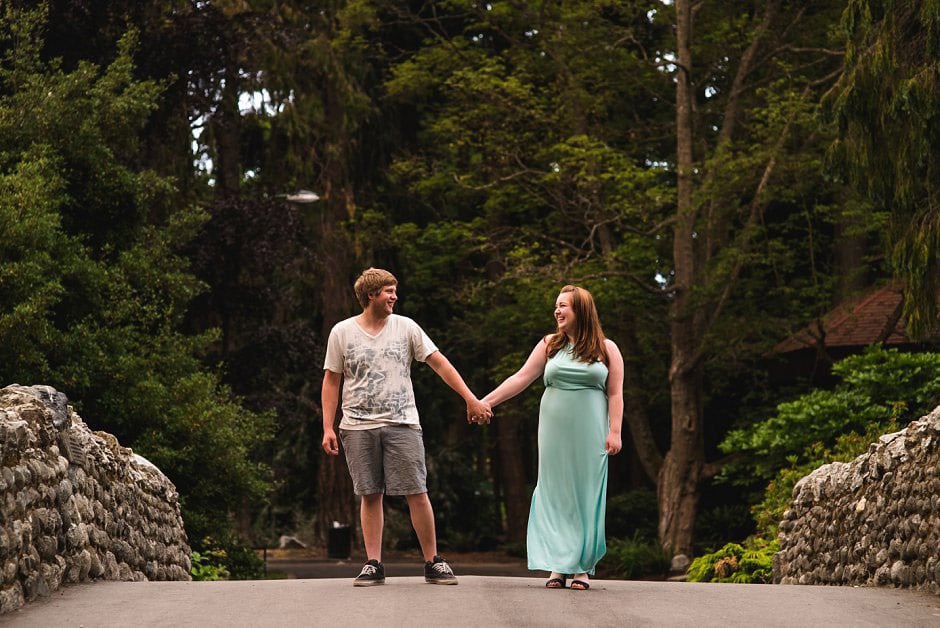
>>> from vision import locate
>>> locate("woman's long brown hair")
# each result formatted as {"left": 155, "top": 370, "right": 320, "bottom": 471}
{"left": 546, "top": 285, "right": 608, "bottom": 364}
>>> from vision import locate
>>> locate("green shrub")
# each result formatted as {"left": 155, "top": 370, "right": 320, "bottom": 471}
{"left": 693, "top": 503, "right": 755, "bottom": 554}
{"left": 686, "top": 537, "right": 779, "bottom": 583}
{"left": 190, "top": 549, "right": 230, "bottom": 581}
{"left": 720, "top": 346, "right": 934, "bottom": 537}
{"left": 722, "top": 346, "right": 940, "bottom": 482}
{"left": 598, "top": 533, "right": 671, "bottom": 580}
{"left": 606, "top": 490, "right": 659, "bottom": 540}
{"left": 189, "top": 535, "right": 265, "bottom": 581}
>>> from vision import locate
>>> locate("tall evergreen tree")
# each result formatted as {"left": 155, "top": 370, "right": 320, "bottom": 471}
{"left": 0, "top": 4, "right": 272, "bottom": 549}
{"left": 828, "top": 0, "right": 940, "bottom": 338}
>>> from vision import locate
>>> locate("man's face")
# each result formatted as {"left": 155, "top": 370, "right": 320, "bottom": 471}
{"left": 369, "top": 284, "right": 397, "bottom": 316}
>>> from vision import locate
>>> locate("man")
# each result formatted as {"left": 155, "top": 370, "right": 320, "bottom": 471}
{"left": 321, "top": 268, "right": 491, "bottom": 586}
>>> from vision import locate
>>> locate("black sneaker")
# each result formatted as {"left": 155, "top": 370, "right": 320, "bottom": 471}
{"left": 353, "top": 559, "right": 385, "bottom": 586}
{"left": 424, "top": 555, "right": 458, "bottom": 585}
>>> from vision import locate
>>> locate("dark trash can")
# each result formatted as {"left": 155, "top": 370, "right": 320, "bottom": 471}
{"left": 327, "top": 523, "right": 351, "bottom": 559}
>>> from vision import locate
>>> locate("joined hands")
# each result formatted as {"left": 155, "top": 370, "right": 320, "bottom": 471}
{"left": 467, "top": 397, "right": 493, "bottom": 425}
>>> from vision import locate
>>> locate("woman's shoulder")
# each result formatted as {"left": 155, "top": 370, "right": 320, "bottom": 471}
{"left": 603, "top": 337, "right": 623, "bottom": 363}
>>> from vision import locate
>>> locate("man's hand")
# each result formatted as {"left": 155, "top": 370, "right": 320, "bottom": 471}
{"left": 467, "top": 397, "right": 492, "bottom": 425}
{"left": 322, "top": 430, "right": 339, "bottom": 455}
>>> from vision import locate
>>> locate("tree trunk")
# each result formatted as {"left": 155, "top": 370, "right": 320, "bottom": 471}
{"left": 313, "top": 82, "right": 360, "bottom": 545}
{"left": 658, "top": 0, "right": 705, "bottom": 558}
{"left": 658, "top": 366, "right": 704, "bottom": 557}
{"left": 213, "top": 62, "right": 241, "bottom": 198}
{"left": 621, "top": 323, "right": 663, "bottom": 486}
{"left": 835, "top": 213, "right": 867, "bottom": 302}
{"left": 495, "top": 410, "right": 529, "bottom": 543}
{"left": 312, "top": 220, "right": 358, "bottom": 545}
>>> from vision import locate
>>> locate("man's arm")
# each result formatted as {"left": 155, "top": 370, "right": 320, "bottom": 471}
{"left": 424, "top": 351, "right": 491, "bottom": 420}
{"left": 321, "top": 369, "right": 343, "bottom": 455}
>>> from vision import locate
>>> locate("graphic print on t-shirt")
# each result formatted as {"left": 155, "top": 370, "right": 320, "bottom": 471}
{"left": 344, "top": 338, "right": 412, "bottom": 419}
{"left": 324, "top": 314, "right": 437, "bottom": 428}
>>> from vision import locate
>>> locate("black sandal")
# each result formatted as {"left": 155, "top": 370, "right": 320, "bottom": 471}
{"left": 545, "top": 576, "right": 567, "bottom": 589}
{"left": 570, "top": 579, "right": 590, "bottom": 590}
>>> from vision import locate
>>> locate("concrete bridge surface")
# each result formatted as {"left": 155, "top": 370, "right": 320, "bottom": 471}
{"left": 2, "top": 576, "right": 939, "bottom": 627}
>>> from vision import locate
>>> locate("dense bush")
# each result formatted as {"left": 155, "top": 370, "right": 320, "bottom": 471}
{"left": 720, "top": 346, "right": 938, "bottom": 537}
{"left": 606, "top": 490, "right": 659, "bottom": 540}
{"left": 685, "top": 346, "right": 938, "bottom": 584}
{"left": 597, "top": 490, "right": 670, "bottom": 579}
{"left": 190, "top": 535, "right": 265, "bottom": 581}
{"left": 598, "top": 533, "right": 672, "bottom": 580}
{"left": 687, "top": 537, "right": 778, "bottom": 583}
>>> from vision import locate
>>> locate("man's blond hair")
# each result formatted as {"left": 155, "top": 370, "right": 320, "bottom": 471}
{"left": 354, "top": 268, "right": 398, "bottom": 309}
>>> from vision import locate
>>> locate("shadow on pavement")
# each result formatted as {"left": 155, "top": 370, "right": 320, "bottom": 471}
{"left": 260, "top": 549, "right": 537, "bottom": 580}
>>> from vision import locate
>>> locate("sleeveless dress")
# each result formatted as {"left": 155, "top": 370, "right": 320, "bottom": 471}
{"left": 526, "top": 346, "right": 609, "bottom": 575}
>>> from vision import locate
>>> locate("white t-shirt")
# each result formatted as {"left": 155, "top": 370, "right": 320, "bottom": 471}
{"left": 323, "top": 314, "right": 438, "bottom": 430}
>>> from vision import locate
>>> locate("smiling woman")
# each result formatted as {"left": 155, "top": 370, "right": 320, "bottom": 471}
{"left": 479, "top": 284, "right": 624, "bottom": 590}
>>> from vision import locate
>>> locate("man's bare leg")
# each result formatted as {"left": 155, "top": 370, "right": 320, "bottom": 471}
{"left": 405, "top": 492, "right": 437, "bottom": 561}
{"left": 361, "top": 493, "right": 384, "bottom": 561}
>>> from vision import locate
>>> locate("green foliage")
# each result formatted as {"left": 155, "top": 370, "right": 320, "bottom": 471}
{"left": 751, "top": 416, "right": 900, "bottom": 535}
{"left": 687, "top": 537, "right": 779, "bottom": 584}
{"left": 606, "top": 490, "right": 659, "bottom": 541}
{"left": 189, "top": 535, "right": 266, "bottom": 581}
{"left": 828, "top": 0, "right": 940, "bottom": 338}
{"left": 598, "top": 533, "right": 672, "bottom": 581}
{"left": 693, "top": 503, "right": 755, "bottom": 555}
{"left": 190, "top": 550, "right": 230, "bottom": 581}
{"left": 601, "top": 490, "right": 671, "bottom": 580}
{"left": 722, "top": 346, "right": 940, "bottom": 477}
{"left": 721, "top": 346, "right": 936, "bottom": 536}
{"left": 0, "top": 5, "right": 271, "bottom": 551}
{"left": 427, "top": 446, "right": 501, "bottom": 552}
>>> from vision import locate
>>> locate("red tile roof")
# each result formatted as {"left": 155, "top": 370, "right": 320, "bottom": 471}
{"left": 773, "top": 284, "right": 910, "bottom": 354}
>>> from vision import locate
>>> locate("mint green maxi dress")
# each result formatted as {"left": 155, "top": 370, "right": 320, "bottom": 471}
{"left": 527, "top": 346, "right": 609, "bottom": 575}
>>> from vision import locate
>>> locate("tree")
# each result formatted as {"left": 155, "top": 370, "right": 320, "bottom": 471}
{"left": 827, "top": 0, "right": 940, "bottom": 338}
{"left": 381, "top": 0, "right": 854, "bottom": 558}
{"left": 0, "top": 4, "right": 272, "bottom": 549}
{"left": 379, "top": 0, "right": 677, "bottom": 544}
{"left": 653, "top": 0, "right": 857, "bottom": 557}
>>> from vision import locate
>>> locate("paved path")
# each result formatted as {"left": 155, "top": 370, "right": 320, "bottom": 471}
{"left": 262, "top": 555, "right": 533, "bottom": 579}
{"left": 2, "top": 577, "right": 939, "bottom": 627}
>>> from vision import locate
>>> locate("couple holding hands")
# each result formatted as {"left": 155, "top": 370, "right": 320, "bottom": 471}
{"left": 322, "top": 268, "right": 623, "bottom": 590}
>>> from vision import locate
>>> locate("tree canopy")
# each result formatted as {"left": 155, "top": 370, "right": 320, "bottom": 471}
{"left": 2, "top": 0, "right": 938, "bottom": 573}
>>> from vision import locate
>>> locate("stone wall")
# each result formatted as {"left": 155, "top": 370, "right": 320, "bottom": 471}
{"left": 0, "top": 385, "right": 191, "bottom": 614}
{"left": 774, "top": 406, "right": 940, "bottom": 594}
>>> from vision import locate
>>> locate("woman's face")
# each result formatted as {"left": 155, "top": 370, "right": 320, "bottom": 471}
{"left": 554, "top": 292, "right": 575, "bottom": 334}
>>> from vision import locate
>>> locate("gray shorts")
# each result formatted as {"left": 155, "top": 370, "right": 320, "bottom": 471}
{"left": 339, "top": 426, "right": 428, "bottom": 496}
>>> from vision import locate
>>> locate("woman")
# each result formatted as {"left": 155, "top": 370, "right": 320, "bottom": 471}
{"left": 480, "top": 285, "right": 623, "bottom": 590}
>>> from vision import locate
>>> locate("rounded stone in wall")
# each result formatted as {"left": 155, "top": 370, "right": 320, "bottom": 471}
{"left": 18, "top": 547, "right": 39, "bottom": 581}
{"left": 40, "top": 559, "right": 63, "bottom": 592}
{"left": 2, "top": 559, "right": 17, "bottom": 585}
{"left": 35, "top": 535, "right": 57, "bottom": 561}
{"left": 88, "top": 550, "right": 103, "bottom": 579}
{"left": 890, "top": 560, "right": 911, "bottom": 586}
{"left": 2, "top": 386, "right": 191, "bottom": 614}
